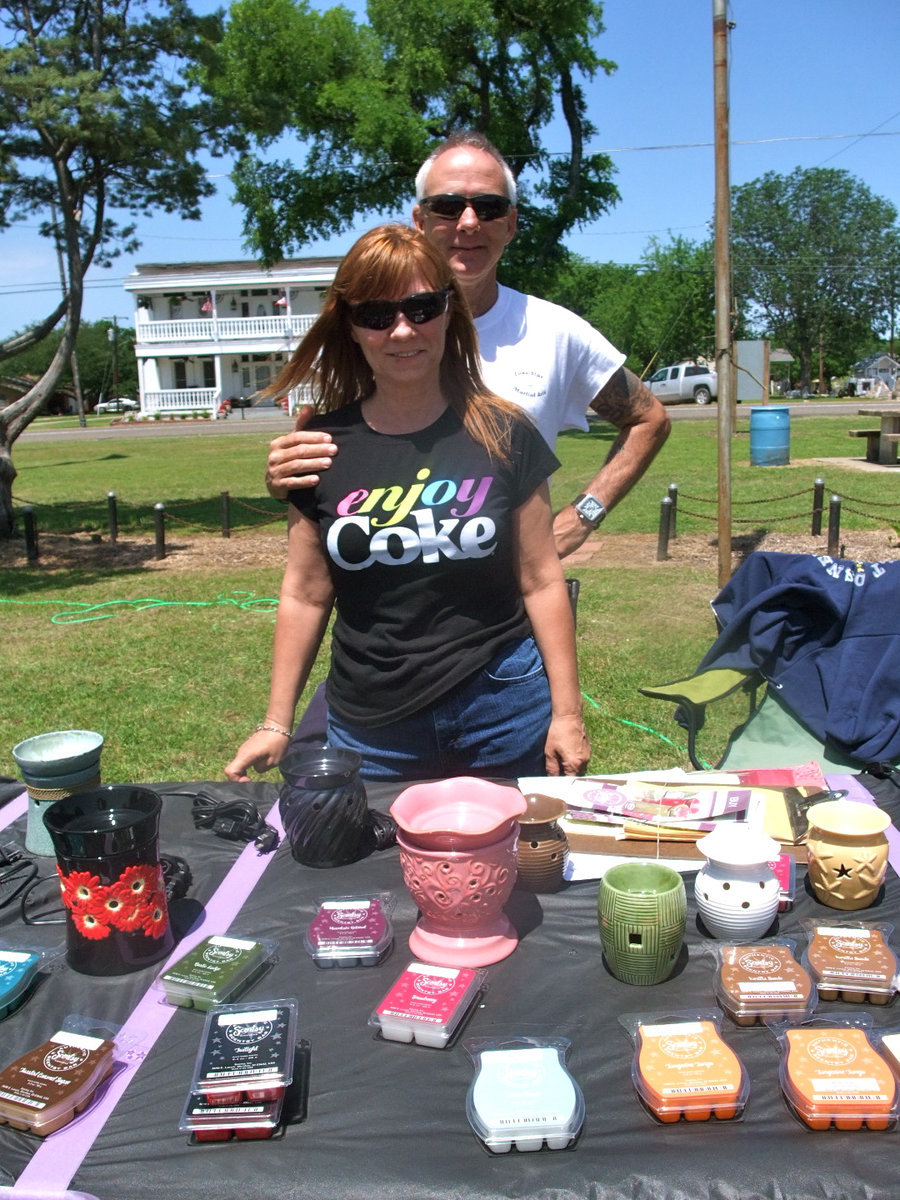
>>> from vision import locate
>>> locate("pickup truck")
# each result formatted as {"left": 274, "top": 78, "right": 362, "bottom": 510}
{"left": 647, "top": 362, "right": 717, "bottom": 405}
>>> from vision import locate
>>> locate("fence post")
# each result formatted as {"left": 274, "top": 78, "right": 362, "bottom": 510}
{"left": 23, "top": 505, "right": 39, "bottom": 564}
{"left": 827, "top": 494, "right": 841, "bottom": 557}
{"left": 811, "top": 478, "right": 824, "bottom": 536}
{"left": 657, "top": 496, "right": 673, "bottom": 561}
{"left": 221, "top": 490, "right": 231, "bottom": 539}
{"left": 154, "top": 502, "right": 166, "bottom": 560}
{"left": 107, "top": 491, "right": 118, "bottom": 544}
{"left": 667, "top": 482, "right": 678, "bottom": 540}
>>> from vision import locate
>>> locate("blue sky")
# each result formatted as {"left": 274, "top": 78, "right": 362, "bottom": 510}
{"left": 2, "top": 0, "right": 899, "bottom": 337}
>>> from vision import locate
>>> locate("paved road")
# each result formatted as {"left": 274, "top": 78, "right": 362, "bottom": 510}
{"left": 21, "top": 400, "right": 866, "bottom": 442}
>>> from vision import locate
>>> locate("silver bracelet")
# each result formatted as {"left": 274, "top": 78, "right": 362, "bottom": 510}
{"left": 255, "top": 721, "right": 291, "bottom": 738}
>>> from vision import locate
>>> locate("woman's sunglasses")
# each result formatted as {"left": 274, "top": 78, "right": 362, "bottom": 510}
{"left": 349, "top": 288, "right": 451, "bottom": 331}
{"left": 419, "top": 193, "right": 512, "bottom": 222}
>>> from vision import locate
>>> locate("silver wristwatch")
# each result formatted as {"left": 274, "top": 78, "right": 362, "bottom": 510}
{"left": 573, "top": 493, "right": 607, "bottom": 528}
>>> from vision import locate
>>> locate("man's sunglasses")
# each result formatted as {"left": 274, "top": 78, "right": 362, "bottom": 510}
{"left": 420, "top": 193, "right": 512, "bottom": 222}
{"left": 349, "top": 288, "right": 451, "bottom": 331}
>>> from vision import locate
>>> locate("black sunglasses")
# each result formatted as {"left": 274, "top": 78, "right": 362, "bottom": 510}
{"left": 420, "top": 193, "right": 512, "bottom": 222}
{"left": 349, "top": 288, "right": 451, "bottom": 331}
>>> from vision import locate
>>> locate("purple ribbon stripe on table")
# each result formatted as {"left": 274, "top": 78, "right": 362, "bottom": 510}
{"left": 0, "top": 796, "right": 285, "bottom": 1200}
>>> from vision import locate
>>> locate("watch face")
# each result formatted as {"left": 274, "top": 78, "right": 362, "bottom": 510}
{"left": 575, "top": 495, "right": 605, "bottom": 524}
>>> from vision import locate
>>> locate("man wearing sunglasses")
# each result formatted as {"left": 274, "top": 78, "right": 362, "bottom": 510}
{"left": 266, "top": 130, "right": 669, "bottom": 560}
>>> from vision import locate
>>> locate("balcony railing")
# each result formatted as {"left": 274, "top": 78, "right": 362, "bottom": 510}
{"left": 142, "top": 388, "right": 219, "bottom": 415}
{"left": 135, "top": 315, "right": 316, "bottom": 344}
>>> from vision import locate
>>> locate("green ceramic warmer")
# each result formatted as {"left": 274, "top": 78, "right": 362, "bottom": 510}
{"left": 598, "top": 861, "right": 686, "bottom": 985}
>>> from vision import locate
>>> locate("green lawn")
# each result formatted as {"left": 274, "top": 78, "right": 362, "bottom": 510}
{"left": 2, "top": 415, "right": 896, "bottom": 785}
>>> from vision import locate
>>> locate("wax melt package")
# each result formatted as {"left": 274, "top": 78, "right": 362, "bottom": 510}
{"left": 619, "top": 1009, "right": 749, "bottom": 1123}
{"left": 714, "top": 940, "right": 817, "bottom": 1026}
{"left": 304, "top": 894, "right": 394, "bottom": 968}
{"left": 179, "top": 1089, "right": 285, "bottom": 1142}
{"left": 370, "top": 960, "right": 486, "bottom": 1048}
{"left": 769, "top": 1015, "right": 898, "bottom": 1131}
{"left": 190, "top": 998, "right": 298, "bottom": 1102}
{"left": 157, "top": 934, "right": 278, "bottom": 1010}
{"left": 770, "top": 854, "right": 796, "bottom": 912}
{"left": 464, "top": 1036, "right": 585, "bottom": 1154}
{"left": 0, "top": 944, "right": 49, "bottom": 1020}
{"left": 800, "top": 919, "right": 898, "bottom": 1005}
{"left": 873, "top": 1026, "right": 900, "bottom": 1080}
{"left": 0, "top": 1016, "right": 116, "bottom": 1137}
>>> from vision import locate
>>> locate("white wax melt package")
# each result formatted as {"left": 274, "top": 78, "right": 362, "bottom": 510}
{"left": 464, "top": 1037, "right": 584, "bottom": 1153}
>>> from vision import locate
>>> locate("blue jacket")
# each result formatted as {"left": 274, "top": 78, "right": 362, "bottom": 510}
{"left": 698, "top": 552, "right": 900, "bottom": 763}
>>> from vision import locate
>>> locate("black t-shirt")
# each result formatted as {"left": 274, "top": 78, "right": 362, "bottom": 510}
{"left": 289, "top": 403, "right": 560, "bottom": 727}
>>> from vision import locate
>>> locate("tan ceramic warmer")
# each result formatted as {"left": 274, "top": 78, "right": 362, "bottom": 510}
{"left": 805, "top": 799, "right": 892, "bottom": 911}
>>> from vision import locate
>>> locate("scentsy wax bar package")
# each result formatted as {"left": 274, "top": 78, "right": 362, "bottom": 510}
{"left": 305, "top": 894, "right": 394, "bottom": 968}
{"left": 770, "top": 1015, "right": 898, "bottom": 1131}
{"left": 0, "top": 947, "right": 45, "bottom": 1020}
{"left": 464, "top": 1037, "right": 584, "bottom": 1153}
{"left": 0, "top": 1025, "right": 115, "bottom": 1137}
{"left": 180, "top": 1089, "right": 285, "bottom": 1142}
{"left": 158, "top": 934, "right": 278, "bottom": 1010}
{"left": 619, "top": 1009, "right": 749, "bottom": 1124}
{"left": 801, "top": 920, "right": 898, "bottom": 1004}
{"left": 191, "top": 998, "right": 298, "bottom": 1099}
{"left": 370, "top": 961, "right": 486, "bottom": 1048}
{"left": 714, "top": 941, "right": 816, "bottom": 1027}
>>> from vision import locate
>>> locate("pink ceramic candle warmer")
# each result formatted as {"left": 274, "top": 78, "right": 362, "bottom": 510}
{"left": 390, "top": 778, "right": 527, "bottom": 967}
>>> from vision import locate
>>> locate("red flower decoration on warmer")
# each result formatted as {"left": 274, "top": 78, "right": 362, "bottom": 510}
{"left": 58, "top": 862, "right": 168, "bottom": 941}
{"left": 118, "top": 864, "right": 157, "bottom": 899}
{"left": 71, "top": 907, "right": 111, "bottom": 940}
{"left": 141, "top": 893, "right": 169, "bottom": 940}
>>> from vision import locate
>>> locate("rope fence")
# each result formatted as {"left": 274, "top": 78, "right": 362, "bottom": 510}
{"left": 657, "top": 477, "right": 898, "bottom": 561}
{"left": 11, "top": 491, "right": 286, "bottom": 561}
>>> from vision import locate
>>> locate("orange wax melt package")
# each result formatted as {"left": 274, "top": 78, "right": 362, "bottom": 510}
{"left": 801, "top": 920, "right": 898, "bottom": 1005}
{"left": 714, "top": 940, "right": 816, "bottom": 1027}
{"left": 770, "top": 1016, "right": 898, "bottom": 1131}
{"left": 619, "top": 1010, "right": 749, "bottom": 1124}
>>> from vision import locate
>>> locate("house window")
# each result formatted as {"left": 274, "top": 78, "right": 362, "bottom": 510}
{"left": 202, "top": 359, "right": 216, "bottom": 389}
{"left": 174, "top": 361, "right": 187, "bottom": 390}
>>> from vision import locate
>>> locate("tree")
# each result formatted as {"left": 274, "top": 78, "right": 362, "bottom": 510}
{"left": 0, "top": 0, "right": 226, "bottom": 538}
{"left": 201, "top": 0, "right": 620, "bottom": 293}
{"left": 730, "top": 167, "right": 898, "bottom": 391}
{"left": 544, "top": 235, "right": 717, "bottom": 375}
{"left": 1, "top": 321, "right": 137, "bottom": 406}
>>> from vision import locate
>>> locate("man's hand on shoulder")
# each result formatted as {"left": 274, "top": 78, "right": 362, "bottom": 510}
{"left": 265, "top": 405, "right": 338, "bottom": 500}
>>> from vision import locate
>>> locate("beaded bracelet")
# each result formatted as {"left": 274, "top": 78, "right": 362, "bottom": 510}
{"left": 255, "top": 721, "right": 291, "bottom": 738}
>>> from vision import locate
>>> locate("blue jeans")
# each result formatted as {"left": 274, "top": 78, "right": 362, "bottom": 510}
{"left": 325, "top": 636, "right": 551, "bottom": 781}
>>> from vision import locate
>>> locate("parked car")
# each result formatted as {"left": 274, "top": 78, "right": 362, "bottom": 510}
{"left": 647, "top": 363, "right": 718, "bottom": 405}
{"left": 95, "top": 397, "right": 138, "bottom": 414}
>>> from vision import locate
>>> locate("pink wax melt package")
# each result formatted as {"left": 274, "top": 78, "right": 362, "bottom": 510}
{"left": 370, "top": 960, "right": 487, "bottom": 1048}
{"left": 305, "top": 894, "right": 394, "bottom": 968}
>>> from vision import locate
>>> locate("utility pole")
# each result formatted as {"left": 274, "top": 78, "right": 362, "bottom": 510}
{"left": 713, "top": 0, "right": 733, "bottom": 587}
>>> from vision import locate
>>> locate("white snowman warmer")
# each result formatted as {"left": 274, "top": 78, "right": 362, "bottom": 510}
{"left": 694, "top": 823, "right": 782, "bottom": 940}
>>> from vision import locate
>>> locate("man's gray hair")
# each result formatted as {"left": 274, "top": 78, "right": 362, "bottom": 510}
{"left": 414, "top": 131, "right": 518, "bottom": 204}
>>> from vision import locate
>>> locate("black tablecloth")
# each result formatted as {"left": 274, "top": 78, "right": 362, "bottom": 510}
{"left": 1, "top": 774, "right": 900, "bottom": 1200}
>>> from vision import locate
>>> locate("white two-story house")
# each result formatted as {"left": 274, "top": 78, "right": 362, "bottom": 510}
{"left": 124, "top": 257, "right": 341, "bottom": 417}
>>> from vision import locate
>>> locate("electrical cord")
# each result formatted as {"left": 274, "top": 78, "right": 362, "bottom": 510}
{"left": 174, "top": 789, "right": 280, "bottom": 854}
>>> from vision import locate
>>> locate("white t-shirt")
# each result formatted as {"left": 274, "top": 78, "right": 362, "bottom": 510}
{"left": 473, "top": 284, "right": 626, "bottom": 450}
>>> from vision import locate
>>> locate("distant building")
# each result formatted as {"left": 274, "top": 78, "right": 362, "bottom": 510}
{"left": 849, "top": 354, "right": 900, "bottom": 392}
{"left": 124, "top": 257, "right": 341, "bottom": 417}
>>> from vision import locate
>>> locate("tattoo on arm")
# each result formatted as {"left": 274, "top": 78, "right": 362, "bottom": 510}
{"left": 592, "top": 367, "right": 654, "bottom": 426}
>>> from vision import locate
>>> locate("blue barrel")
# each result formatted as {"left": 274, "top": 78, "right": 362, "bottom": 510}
{"left": 749, "top": 405, "right": 790, "bottom": 466}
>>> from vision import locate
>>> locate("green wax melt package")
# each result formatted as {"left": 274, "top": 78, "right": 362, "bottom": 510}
{"left": 158, "top": 934, "right": 278, "bottom": 1010}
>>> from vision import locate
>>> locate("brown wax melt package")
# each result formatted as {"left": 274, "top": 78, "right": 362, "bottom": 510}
{"left": 801, "top": 920, "right": 898, "bottom": 1005}
{"left": 0, "top": 1029, "right": 115, "bottom": 1136}
{"left": 715, "top": 941, "right": 816, "bottom": 1026}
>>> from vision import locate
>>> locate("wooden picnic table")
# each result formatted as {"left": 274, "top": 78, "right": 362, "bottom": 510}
{"left": 849, "top": 403, "right": 900, "bottom": 464}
